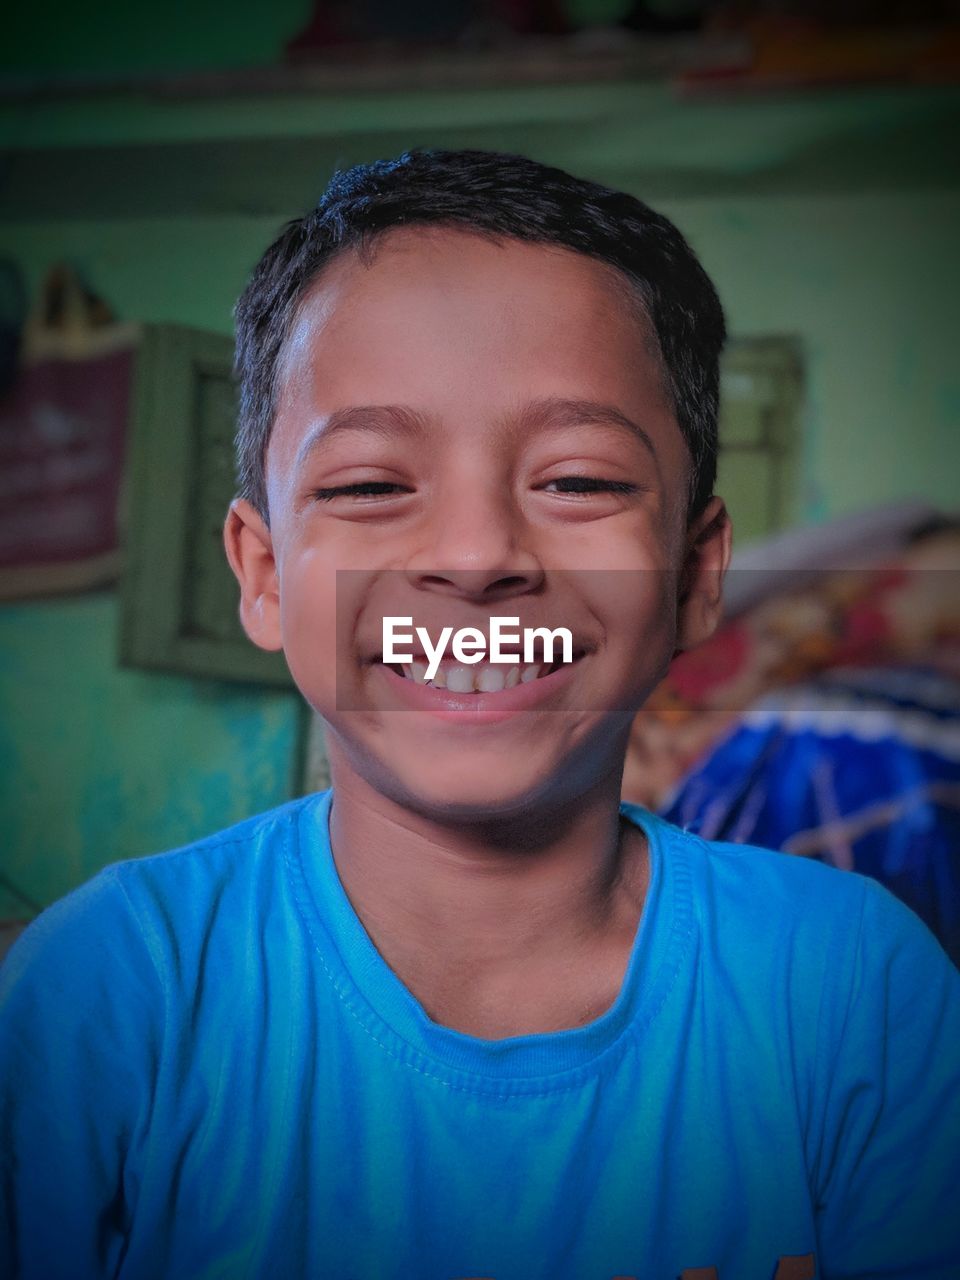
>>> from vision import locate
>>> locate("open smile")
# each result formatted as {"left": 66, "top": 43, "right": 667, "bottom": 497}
{"left": 370, "top": 651, "right": 587, "bottom": 722}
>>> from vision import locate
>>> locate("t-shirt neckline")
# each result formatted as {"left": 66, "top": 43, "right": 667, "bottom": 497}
{"left": 287, "top": 789, "right": 695, "bottom": 1095}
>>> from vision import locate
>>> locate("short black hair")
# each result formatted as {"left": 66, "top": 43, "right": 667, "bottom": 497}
{"left": 233, "top": 147, "right": 725, "bottom": 524}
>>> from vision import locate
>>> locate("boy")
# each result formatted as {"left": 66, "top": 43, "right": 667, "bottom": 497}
{"left": 1, "top": 147, "right": 958, "bottom": 1280}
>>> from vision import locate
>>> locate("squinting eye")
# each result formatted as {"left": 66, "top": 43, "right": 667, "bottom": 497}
{"left": 310, "top": 482, "right": 409, "bottom": 501}
{"left": 308, "top": 477, "right": 638, "bottom": 502}
{"left": 543, "top": 477, "right": 638, "bottom": 495}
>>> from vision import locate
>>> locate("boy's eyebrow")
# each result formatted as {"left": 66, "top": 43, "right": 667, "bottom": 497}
{"left": 294, "top": 404, "right": 430, "bottom": 470}
{"left": 503, "top": 397, "right": 658, "bottom": 458}
{"left": 294, "top": 397, "right": 657, "bottom": 470}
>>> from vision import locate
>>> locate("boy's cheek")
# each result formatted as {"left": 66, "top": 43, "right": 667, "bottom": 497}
{"left": 277, "top": 579, "right": 342, "bottom": 711}
{"left": 582, "top": 567, "right": 680, "bottom": 670}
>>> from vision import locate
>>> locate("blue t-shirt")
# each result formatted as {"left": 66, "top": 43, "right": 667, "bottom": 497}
{"left": 1, "top": 789, "right": 958, "bottom": 1280}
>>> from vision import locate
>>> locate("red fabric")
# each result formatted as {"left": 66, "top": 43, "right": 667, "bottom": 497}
{"left": 0, "top": 347, "right": 133, "bottom": 567}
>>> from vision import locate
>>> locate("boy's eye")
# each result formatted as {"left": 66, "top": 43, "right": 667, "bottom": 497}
{"left": 541, "top": 477, "right": 638, "bottom": 495}
{"left": 309, "top": 481, "right": 409, "bottom": 501}
{"left": 308, "top": 477, "right": 639, "bottom": 503}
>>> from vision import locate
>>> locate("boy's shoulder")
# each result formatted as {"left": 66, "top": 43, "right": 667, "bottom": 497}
{"left": 145, "top": 787, "right": 311, "bottom": 854}
{"left": 119, "top": 788, "right": 324, "bottom": 883}
{"left": 105, "top": 788, "right": 318, "bottom": 897}
{"left": 1, "top": 791, "right": 324, "bottom": 985}
{"left": 630, "top": 803, "right": 953, "bottom": 984}
{"left": 632, "top": 799, "right": 871, "bottom": 910}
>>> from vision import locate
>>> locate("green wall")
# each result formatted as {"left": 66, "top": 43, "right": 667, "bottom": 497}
{"left": 2, "top": 72, "right": 958, "bottom": 915}
{"left": 0, "top": 595, "right": 302, "bottom": 917}
{"left": 672, "top": 188, "right": 959, "bottom": 523}
{"left": 5, "top": 0, "right": 313, "bottom": 76}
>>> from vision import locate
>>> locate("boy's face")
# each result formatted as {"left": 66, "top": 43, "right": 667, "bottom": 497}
{"left": 226, "top": 226, "right": 730, "bottom": 821}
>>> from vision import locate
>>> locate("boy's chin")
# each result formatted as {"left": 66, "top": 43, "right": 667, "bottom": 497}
{"left": 359, "top": 747, "right": 572, "bottom": 825}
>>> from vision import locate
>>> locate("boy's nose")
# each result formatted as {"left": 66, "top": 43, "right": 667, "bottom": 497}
{"left": 406, "top": 561, "right": 545, "bottom": 602}
{"left": 403, "top": 484, "right": 545, "bottom": 601}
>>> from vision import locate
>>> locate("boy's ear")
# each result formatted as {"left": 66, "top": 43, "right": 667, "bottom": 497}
{"left": 223, "top": 498, "right": 283, "bottom": 652}
{"left": 674, "top": 495, "right": 733, "bottom": 654}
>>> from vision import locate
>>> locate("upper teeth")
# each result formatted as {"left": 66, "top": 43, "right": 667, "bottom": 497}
{"left": 398, "top": 660, "right": 545, "bottom": 692}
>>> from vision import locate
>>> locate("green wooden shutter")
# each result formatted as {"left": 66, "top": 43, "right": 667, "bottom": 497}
{"left": 717, "top": 338, "right": 802, "bottom": 546}
{"left": 119, "top": 324, "right": 292, "bottom": 686}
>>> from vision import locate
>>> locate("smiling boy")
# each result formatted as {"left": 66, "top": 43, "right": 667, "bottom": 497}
{"left": 2, "top": 148, "right": 959, "bottom": 1280}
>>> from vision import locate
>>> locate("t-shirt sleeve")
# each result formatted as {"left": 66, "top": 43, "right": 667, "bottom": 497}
{"left": 813, "top": 873, "right": 960, "bottom": 1278}
{"left": 0, "top": 867, "right": 161, "bottom": 1280}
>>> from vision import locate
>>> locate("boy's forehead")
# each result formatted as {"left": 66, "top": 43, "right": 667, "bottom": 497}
{"left": 268, "top": 226, "right": 685, "bottom": 499}
{"left": 279, "top": 226, "right": 662, "bottom": 383}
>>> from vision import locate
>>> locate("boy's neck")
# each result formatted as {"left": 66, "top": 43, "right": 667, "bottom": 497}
{"left": 322, "top": 762, "right": 650, "bottom": 1040}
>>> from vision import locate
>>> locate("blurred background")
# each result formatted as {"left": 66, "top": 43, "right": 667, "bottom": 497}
{"left": 1, "top": 0, "right": 958, "bottom": 960}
